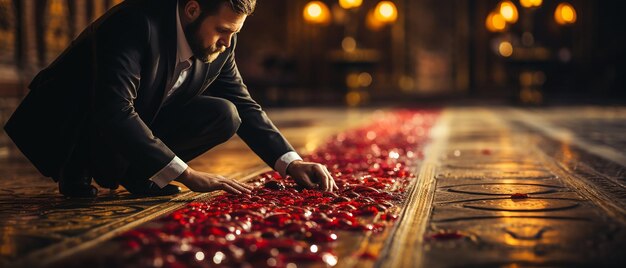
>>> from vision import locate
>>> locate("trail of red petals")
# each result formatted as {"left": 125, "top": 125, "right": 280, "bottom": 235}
{"left": 113, "top": 110, "right": 438, "bottom": 268}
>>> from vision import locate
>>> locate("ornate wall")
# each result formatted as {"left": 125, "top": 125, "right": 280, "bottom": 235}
{"left": 0, "top": 0, "right": 122, "bottom": 97}
{"left": 1, "top": 0, "right": 618, "bottom": 103}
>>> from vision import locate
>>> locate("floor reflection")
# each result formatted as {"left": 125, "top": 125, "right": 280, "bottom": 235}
{"left": 1, "top": 106, "right": 625, "bottom": 266}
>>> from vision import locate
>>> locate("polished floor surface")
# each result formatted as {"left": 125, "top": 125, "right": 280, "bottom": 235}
{"left": 1, "top": 106, "right": 625, "bottom": 267}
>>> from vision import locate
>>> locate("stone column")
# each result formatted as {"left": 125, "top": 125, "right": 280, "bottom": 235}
{"left": 390, "top": 0, "right": 406, "bottom": 91}
{"left": 72, "top": 0, "right": 87, "bottom": 38}
{"left": 20, "top": 0, "right": 38, "bottom": 93}
{"left": 454, "top": 0, "right": 470, "bottom": 93}
{"left": 92, "top": 0, "right": 105, "bottom": 19}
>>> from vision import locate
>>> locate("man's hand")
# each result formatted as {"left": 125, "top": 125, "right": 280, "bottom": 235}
{"left": 175, "top": 167, "right": 253, "bottom": 195}
{"left": 286, "top": 160, "right": 338, "bottom": 192}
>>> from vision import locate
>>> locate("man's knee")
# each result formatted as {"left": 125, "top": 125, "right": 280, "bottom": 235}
{"left": 213, "top": 98, "right": 241, "bottom": 141}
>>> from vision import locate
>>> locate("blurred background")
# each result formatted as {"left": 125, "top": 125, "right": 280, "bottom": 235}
{"left": 0, "top": 0, "right": 625, "bottom": 113}
{"left": 2, "top": 2, "right": 626, "bottom": 265}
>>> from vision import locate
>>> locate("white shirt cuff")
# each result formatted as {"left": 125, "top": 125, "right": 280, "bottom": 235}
{"left": 149, "top": 156, "right": 188, "bottom": 188}
{"left": 274, "top": 151, "right": 303, "bottom": 178}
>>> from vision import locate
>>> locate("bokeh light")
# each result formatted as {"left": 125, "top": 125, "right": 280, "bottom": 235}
{"left": 374, "top": 1, "right": 398, "bottom": 24}
{"left": 499, "top": 1, "right": 518, "bottom": 23}
{"left": 342, "top": 36, "right": 357, "bottom": 52}
{"left": 520, "top": 0, "right": 542, "bottom": 8}
{"left": 498, "top": 41, "right": 513, "bottom": 57}
{"left": 555, "top": 2, "right": 577, "bottom": 25}
{"left": 486, "top": 11, "right": 507, "bottom": 32}
{"left": 303, "top": 1, "right": 331, "bottom": 25}
{"left": 339, "top": 0, "right": 363, "bottom": 9}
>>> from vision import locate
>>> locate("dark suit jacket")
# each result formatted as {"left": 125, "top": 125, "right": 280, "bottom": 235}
{"left": 4, "top": 0, "right": 294, "bottom": 180}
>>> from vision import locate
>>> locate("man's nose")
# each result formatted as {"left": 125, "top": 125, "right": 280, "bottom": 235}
{"left": 218, "top": 35, "right": 232, "bottom": 48}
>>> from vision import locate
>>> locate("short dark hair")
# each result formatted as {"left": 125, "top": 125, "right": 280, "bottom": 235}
{"left": 181, "top": 0, "right": 256, "bottom": 16}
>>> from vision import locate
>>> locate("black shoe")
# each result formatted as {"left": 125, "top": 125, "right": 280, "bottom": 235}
{"left": 123, "top": 181, "right": 181, "bottom": 196}
{"left": 58, "top": 176, "right": 98, "bottom": 198}
{"left": 93, "top": 175, "right": 120, "bottom": 191}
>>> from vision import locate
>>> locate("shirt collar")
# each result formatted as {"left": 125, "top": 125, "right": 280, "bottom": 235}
{"left": 176, "top": 1, "right": 194, "bottom": 63}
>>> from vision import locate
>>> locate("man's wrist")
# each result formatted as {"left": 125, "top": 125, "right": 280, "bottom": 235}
{"left": 176, "top": 167, "right": 192, "bottom": 182}
{"left": 275, "top": 151, "right": 303, "bottom": 178}
{"left": 285, "top": 160, "right": 303, "bottom": 176}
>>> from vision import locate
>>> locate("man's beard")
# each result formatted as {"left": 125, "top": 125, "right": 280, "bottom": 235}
{"left": 196, "top": 43, "right": 226, "bottom": 63}
{"left": 184, "top": 16, "right": 226, "bottom": 63}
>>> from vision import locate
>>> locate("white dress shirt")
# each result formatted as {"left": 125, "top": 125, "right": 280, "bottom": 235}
{"left": 149, "top": 2, "right": 302, "bottom": 188}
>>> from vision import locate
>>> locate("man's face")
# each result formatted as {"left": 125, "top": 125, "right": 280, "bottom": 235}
{"left": 185, "top": 2, "right": 247, "bottom": 63}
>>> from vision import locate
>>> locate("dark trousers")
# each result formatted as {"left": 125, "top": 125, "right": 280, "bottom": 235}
{"left": 62, "top": 96, "right": 241, "bottom": 188}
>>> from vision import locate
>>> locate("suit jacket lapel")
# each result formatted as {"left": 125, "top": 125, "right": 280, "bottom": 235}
{"left": 176, "top": 58, "right": 210, "bottom": 102}
{"left": 147, "top": 0, "right": 177, "bottom": 124}
{"left": 161, "top": 0, "right": 178, "bottom": 102}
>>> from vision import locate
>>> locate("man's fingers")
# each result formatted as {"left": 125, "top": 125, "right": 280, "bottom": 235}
{"left": 240, "top": 183, "right": 254, "bottom": 191}
{"left": 322, "top": 166, "right": 337, "bottom": 192}
{"left": 327, "top": 172, "right": 338, "bottom": 192}
{"left": 241, "top": 181, "right": 254, "bottom": 190}
{"left": 220, "top": 183, "right": 243, "bottom": 195}
{"left": 332, "top": 179, "right": 339, "bottom": 191}
{"left": 214, "top": 175, "right": 252, "bottom": 192}
{"left": 313, "top": 165, "right": 330, "bottom": 191}
{"left": 299, "top": 173, "right": 316, "bottom": 189}
{"left": 324, "top": 168, "right": 334, "bottom": 192}
{"left": 318, "top": 165, "right": 336, "bottom": 192}
{"left": 225, "top": 179, "right": 252, "bottom": 194}
{"left": 230, "top": 178, "right": 253, "bottom": 190}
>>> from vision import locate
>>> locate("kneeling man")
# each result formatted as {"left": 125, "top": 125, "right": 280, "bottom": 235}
{"left": 4, "top": 0, "right": 336, "bottom": 197}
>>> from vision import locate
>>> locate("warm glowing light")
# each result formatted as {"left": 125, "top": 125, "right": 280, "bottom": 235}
{"left": 366, "top": 131, "right": 377, "bottom": 140}
{"left": 225, "top": 233, "right": 236, "bottom": 241}
{"left": 346, "top": 73, "right": 360, "bottom": 88}
{"left": 303, "top": 1, "right": 331, "bottom": 25}
{"left": 346, "top": 91, "right": 361, "bottom": 106}
{"left": 519, "top": 71, "right": 533, "bottom": 87}
{"left": 521, "top": 0, "right": 543, "bottom": 8}
{"left": 213, "top": 251, "right": 225, "bottom": 264}
{"left": 346, "top": 72, "right": 373, "bottom": 88}
{"left": 322, "top": 253, "right": 338, "bottom": 266}
{"left": 374, "top": 1, "right": 398, "bottom": 23}
{"left": 358, "top": 72, "right": 373, "bottom": 87}
{"left": 520, "top": 88, "right": 543, "bottom": 104}
{"left": 342, "top": 36, "right": 357, "bottom": 52}
{"left": 308, "top": 3, "right": 321, "bottom": 17}
{"left": 339, "top": 0, "right": 363, "bottom": 9}
{"left": 498, "top": 41, "right": 513, "bottom": 57}
{"left": 398, "top": 75, "right": 414, "bottom": 91}
{"left": 486, "top": 11, "right": 507, "bottom": 32}
{"left": 346, "top": 91, "right": 369, "bottom": 106}
{"left": 555, "top": 2, "right": 577, "bottom": 25}
{"left": 499, "top": 1, "right": 518, "bottom": 23}
{"left": 366, "top": 9, "right": 385, "bottom": 30}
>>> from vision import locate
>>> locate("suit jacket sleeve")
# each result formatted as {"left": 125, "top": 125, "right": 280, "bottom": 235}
{"left": 206, "top": 37, "right": 296, "bottom": 168}
{"left": 91, "top": 9, "right": 176, "bottom": 179}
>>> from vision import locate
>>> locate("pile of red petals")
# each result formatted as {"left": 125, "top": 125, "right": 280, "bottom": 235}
{"left": 114, "top": 110, "right": 438, "bottom": 267}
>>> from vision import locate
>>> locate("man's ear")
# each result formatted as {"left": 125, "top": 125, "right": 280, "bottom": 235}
{"left": 184, "top": 0, "right": 201, "bottom": 21}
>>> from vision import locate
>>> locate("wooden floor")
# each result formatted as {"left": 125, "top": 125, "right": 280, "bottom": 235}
{"left": 1, "top": 106, "right": 625, "bottom": 267}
